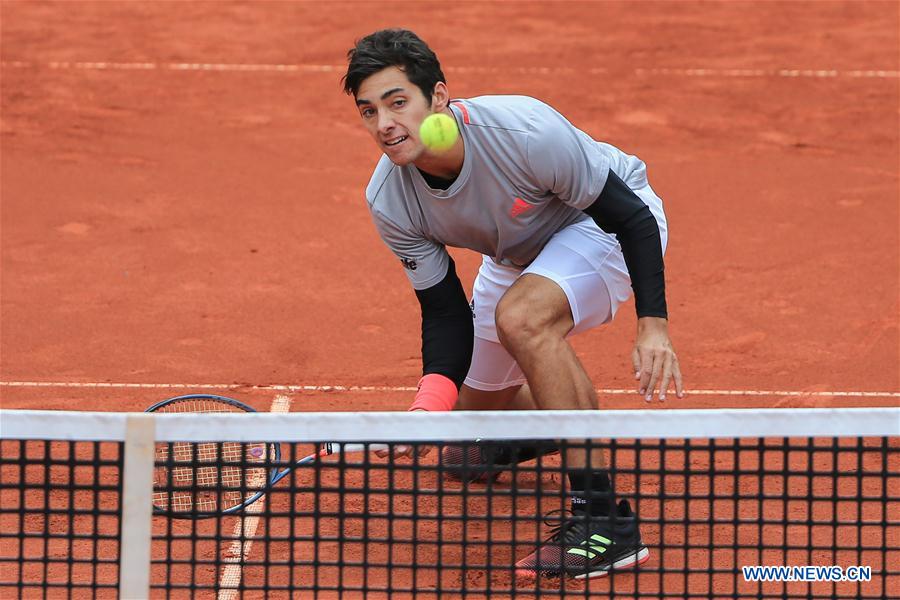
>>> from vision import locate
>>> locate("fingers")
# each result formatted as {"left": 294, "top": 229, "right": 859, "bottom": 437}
{"left": 637, "top": 348, "right": 655, "bottom": 401}
{"left": 395, "top": 445, "right": 413, "bottom": 458}
{"left": 658, "top": 358, "right": 672, "bottom": 402}
{"left": 375, "top": 445, "right": 430, "bottom": 460}
{"left": 631, "top": 347, "right": 641, "bottom": 381}
{"left": 644, "top": 350, "right": 663, "bottom": 402}
{"left": 635, "top": 347, "right": 683, "bottom": 402}
{"left": 374, "top": 445, "right": 411, "bottom": 459}
{"left": 672, "top": 355, "right": 685, "bottom": 398}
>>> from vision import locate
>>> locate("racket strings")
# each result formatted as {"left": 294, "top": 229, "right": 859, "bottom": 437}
{"left": 151, "top": 398, "right": 271, "bottom": 514}
{"left": 154, "top": 441, "right": 270, "bottom": 513}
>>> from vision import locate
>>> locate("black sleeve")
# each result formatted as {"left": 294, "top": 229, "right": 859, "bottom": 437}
{"left": 582, "top": 169, "right": 667, "bottom": 319}
{"left": 414, "top": 256, "right": 474, "bottom": 388}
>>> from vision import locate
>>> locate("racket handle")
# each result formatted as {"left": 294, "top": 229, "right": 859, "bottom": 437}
{"left": 321, "top": 442, "right": 390, "bottom": 455}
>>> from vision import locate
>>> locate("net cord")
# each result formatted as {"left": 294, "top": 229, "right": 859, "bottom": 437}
{"left": 2, "top": 407, "right": 898, "bottom": 442}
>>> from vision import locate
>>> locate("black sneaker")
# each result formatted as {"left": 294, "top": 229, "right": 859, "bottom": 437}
{"left": 515, "top": 500, "right": 649, "bottom": 579}
{"left": 440, "top": 439, "right": 559, "bottom": 483}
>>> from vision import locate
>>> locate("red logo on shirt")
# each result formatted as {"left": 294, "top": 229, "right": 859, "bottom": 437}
{"left": 510, "top": 197, "right": 533, "bottom": 218}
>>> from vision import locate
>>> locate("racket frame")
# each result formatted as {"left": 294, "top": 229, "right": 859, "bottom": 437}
{"left": 146, "top": 394, "right": 388, "bottom": 519}
{"left": 147, "top": 394, "right": 283, "bottom": 519}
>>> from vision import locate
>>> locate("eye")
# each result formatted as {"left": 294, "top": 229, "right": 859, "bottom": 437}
{"left": 392, "top": 99, "right": 406, "bottom": 108}
{"left": 361, "top": 107, "right": 375, "bottom": 118}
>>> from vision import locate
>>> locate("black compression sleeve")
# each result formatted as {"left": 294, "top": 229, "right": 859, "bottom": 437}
{"left": 583, "top": 169, "right": 667, "bottom": 318}
{"left": 414, "top": 257, "right": 474, "bottom": 388}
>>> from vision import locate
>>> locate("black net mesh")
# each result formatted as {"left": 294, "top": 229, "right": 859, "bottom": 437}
{"left": 2, "top": 432, "right": 898, "bottom": 599}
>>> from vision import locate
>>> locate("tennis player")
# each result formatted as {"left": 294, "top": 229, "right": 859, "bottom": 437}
{"left": 343, "top": 29, "right": 683, "bottom": 579}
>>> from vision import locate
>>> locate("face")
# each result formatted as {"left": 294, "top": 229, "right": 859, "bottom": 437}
{"left": 355, "top": 66, "right": 447, "bottom": 166}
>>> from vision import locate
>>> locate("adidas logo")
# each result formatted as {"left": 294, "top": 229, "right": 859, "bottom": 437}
{"left": 510, "top": 197, "right": 533, "bottom": 218}
{"left": 567, "top": 533, "right": 613, "bottom": 559}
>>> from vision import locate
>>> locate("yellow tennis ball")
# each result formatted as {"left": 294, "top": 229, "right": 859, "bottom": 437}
{"left": 419, "top": 113, "right": 459, "bottom": 153}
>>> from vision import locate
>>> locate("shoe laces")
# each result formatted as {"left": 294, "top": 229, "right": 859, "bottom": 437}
{"left": 538, "top": 509, "right": 582, "bottom": 544}
{"left": 539, "top": 508, "right": 618, "bottom": 546}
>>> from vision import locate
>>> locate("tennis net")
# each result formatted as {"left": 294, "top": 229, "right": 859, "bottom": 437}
{"left": 1, "top": 407, "right": 897, "bottom": 598}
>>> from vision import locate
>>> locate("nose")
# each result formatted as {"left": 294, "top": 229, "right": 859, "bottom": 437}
{"left": 377, "top": 111, "right": 396, "bottom": 134}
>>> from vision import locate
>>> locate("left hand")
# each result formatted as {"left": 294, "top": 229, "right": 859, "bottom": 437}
{"left": 631, "top": 317, "right": 684, "bottom": 402}
{"left": 374, "top": 408, "right": 433, "bottom": 459}
{"left": 374, "top": 444, "right": 432, "bottom": 459}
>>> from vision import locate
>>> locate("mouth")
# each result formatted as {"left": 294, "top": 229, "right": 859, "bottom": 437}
{"left": 384, "top": 135, "right": 408, "bottom": 148}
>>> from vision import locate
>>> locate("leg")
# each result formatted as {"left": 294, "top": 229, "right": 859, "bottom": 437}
{"left": 509, "top": 191, "right": 663, "bottom": 579}
{"left": 507, "top": 383, "right": 538, "bottom": 410}
{"left": 447, "top": 383, "right": 548, "bottom": 481}
{"left": 443, "top": 256, "right": 555, "bottom": 479}
{"left": 503, "top": 228, "right": 650, "bottom": 579}
{"left": 445, "top": 348, "right": 552, "bottom": 480}
{"left": 454, "top": 383, "right": 520, "bottom": 411}
{"left": 455, "top": 382, "right": 537, "bottom": 411}
{"left": 494, "top": 273, "right": 607, "bottom": 471}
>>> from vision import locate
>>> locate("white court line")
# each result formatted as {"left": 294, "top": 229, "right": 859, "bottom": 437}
{"left": 0, "top": 380, "right": 897, "bottom": 398}
{"left": 216, "top": 394, "right": 292, "bottom": 600}
{"left": 1, "top": 60, "right": 897, "bottom": 79}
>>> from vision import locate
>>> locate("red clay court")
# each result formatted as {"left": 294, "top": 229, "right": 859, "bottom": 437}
{"left": 1, "top": 1, "right": 898, "bottom": 598}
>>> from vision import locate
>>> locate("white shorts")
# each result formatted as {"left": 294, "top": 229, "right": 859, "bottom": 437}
{"left": 463, "top": 186, "right": 668, "bottom": 392}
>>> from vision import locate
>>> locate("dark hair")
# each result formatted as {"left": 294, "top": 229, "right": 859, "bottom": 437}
{"left": 342, "top": 29, "right": 446, "bottom": 101}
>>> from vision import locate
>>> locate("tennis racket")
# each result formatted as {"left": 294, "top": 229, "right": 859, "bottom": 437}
{"left": 146, "top": 394, "right": 388, "bottom": 519}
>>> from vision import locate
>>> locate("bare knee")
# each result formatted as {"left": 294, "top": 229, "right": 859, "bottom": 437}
{"left": 494, "top": 277, "right": 572, "bottom": 358}
{"left": 495, "top": 300, "right": 542, "bottom": 354}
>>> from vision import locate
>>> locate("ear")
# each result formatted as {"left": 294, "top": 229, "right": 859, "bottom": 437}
{"left": 430, "top": 81, "right": 450, "bottom": 112}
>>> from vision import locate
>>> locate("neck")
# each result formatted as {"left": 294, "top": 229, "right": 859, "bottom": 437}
{"left": 413, "top": 109, "right": 464, "bottom": 179}
{"left": 414, "top": 147, "right": 463, "bottom": 180}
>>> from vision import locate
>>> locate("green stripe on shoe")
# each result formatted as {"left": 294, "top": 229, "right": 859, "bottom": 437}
{"left": 566, "top": 534, "right": 613, "bottom": 558}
